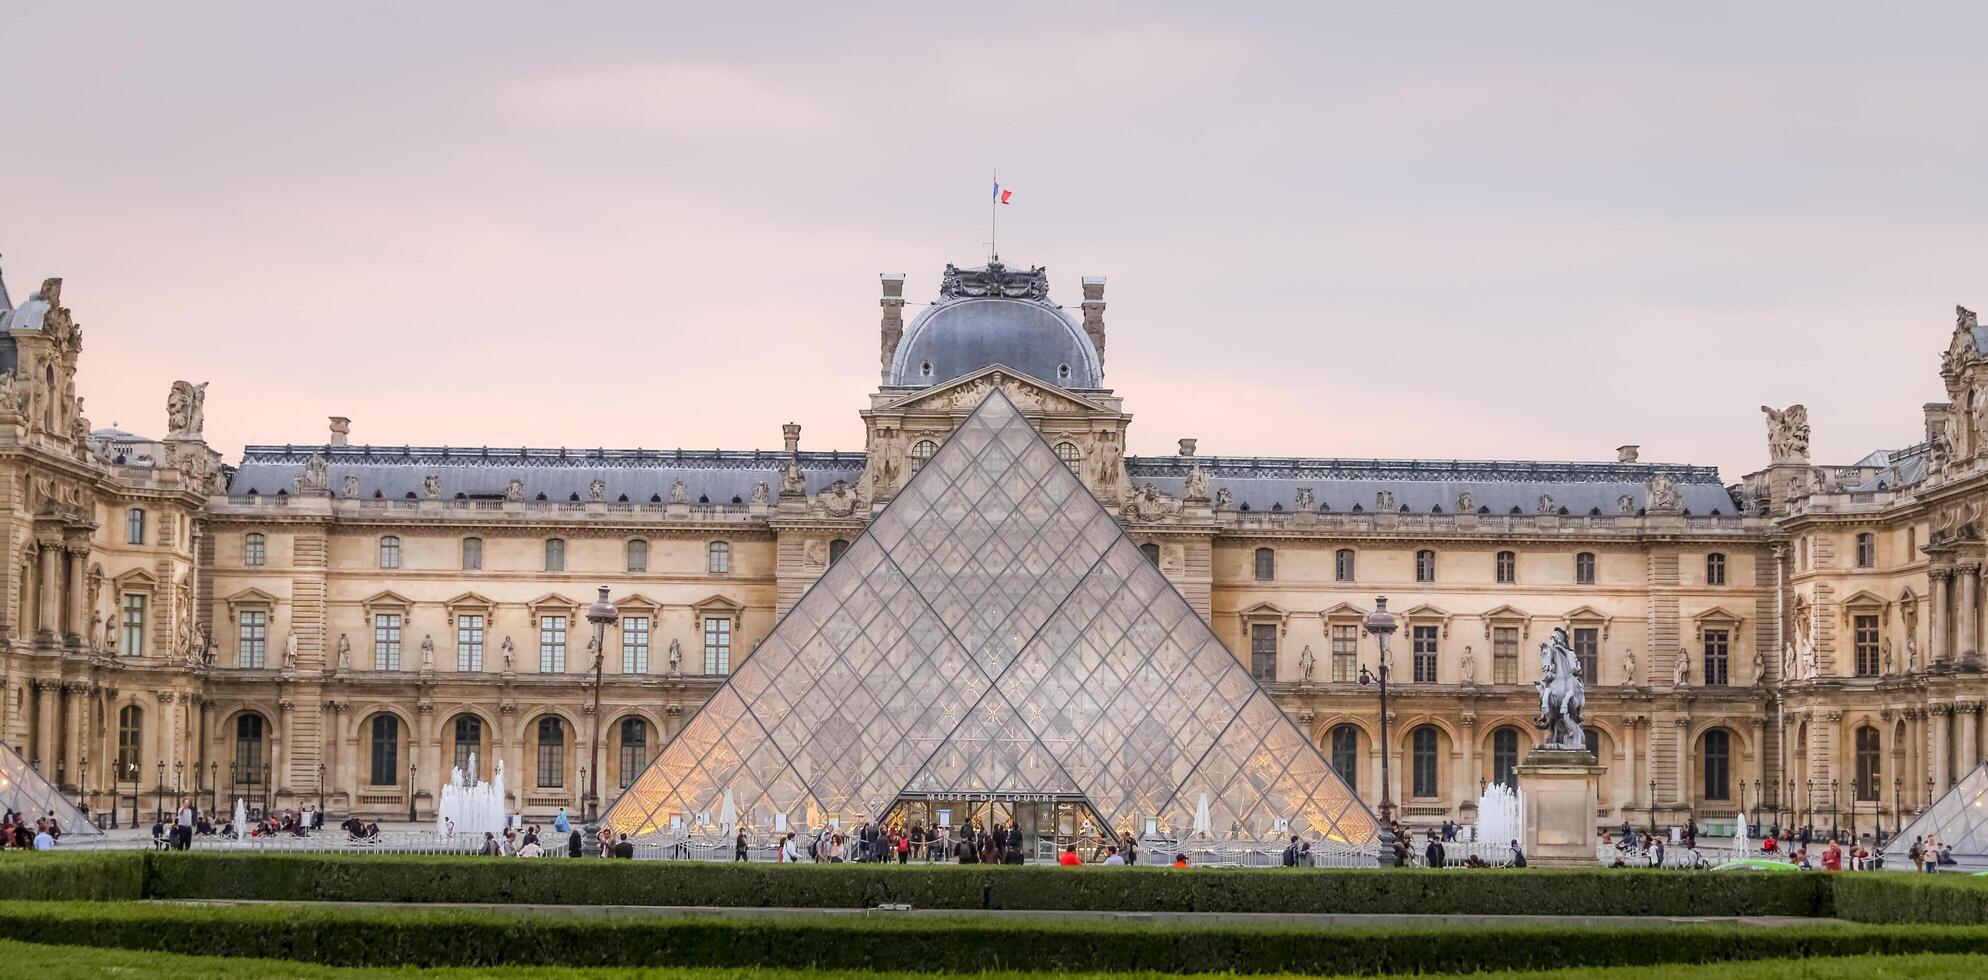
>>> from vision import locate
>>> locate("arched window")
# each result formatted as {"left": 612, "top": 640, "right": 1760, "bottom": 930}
{"left": 1334, "top": 549, "right": 1355, "bottom": 582}
{"left": 1856, "top": 532, "right": 1876, "bottom": 568}
{"left": 1855, "top": 726, "right": 1881, "bottom": 801}
{"left": 619, "top": 717, "right": 649, "bottom": 789}
{"left": 626, "top": 538, "right": 649, "bottom": 573}
{"left": 378, "top": 535, "right": 401, "bottom": 569}
{"left": 707, "top": 541, "right": 731, "bottom": 574}
{"left": 452, "top": 714, "right": 483, "bottom": 774}
{"left": 544, "top": 538, "right": 565, "bottom": 572}
{"left": 1253, "top": 547, "right": 1276, "bottom": 581}
{"left": 1495, "top": 550, "right": 1517, "bottom": 584}
{"left": 126, "top": 508, "right": 146, "bottom": 545}
{"left": 1582, "top": 726, "right": 1600, "bottom": 758}
{"left": 1415, "top": 549, "right": 1436, "bottom": 583}
{"left": 1329, "top": 725, "right": 1359, "bottom": 787}
{"left": 234, "top": 714, "right": 264, "bottom": 784}
{"left": 1702, "top": 728, "right": 1731, "bottom": 801}
{"left": 243, "top": 532, "right": 266, "bottom": 567}
{"left": 1575, "top": 551, "right": 1596, "bottom": 585}
{"left": 1054, "top": 442, "right": 1081, "bottom": 475}
{"left": 536, "top": 717, "right": 566, "bottom": 788}
{"left": 1705, "top": 552, "right": 1726, "bottom": 586}
{"left": 116, "top": 705, "right": 144, "bottom": 775}
{"left": 461, "top": 537, "right": 482, "bottom": 571}
{"left": 1139, "top": 543, "right": 1160, "bottom": 565}
{"left": 909, "top": 440, "right": 937, "bottom": 473}
{"left": 369, "top": 714, "right": 399, "bottom": 786}
{"left": 1410, "top": 727, "right": 1439, "bottom": 798}
{"left": 1492, "top": 727, "right": 1521, "bottom": 788}
{"left": 829, "top": 538, "right": 850, "bottom": 565}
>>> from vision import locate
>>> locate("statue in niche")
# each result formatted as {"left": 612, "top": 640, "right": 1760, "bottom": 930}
{"left": 781, "top": 459, "right": 806, "bottom": 496}
{"left": 670, "top": 478, "right": 690, "bottom": 504}
{"left": 750, "top": 481, "right": 770, "bottom": 505}
{"left": 1799, "top": 639, "right": 1819, "bottom": 681}
{"left": 200, "top": 627, "right": 217, "bottom": 666}
{"left": 1376, "top": 490, "right": 1395, "bottom": 511}
{"left": 589, "top": 479, "right": 606, "bottom": 502}
{"left": 667, "top": 638, "right": 682, "bottom": 675}
{"left": 1622, "top": 648, "right": 1636, "bottom": 685}
{"left": 283, "top": 631, "right": 299, "bottom": 670}
{"left": 420, "top": 634, "right": 435, "bottom": 670}
{"left": 1457, "top": 491, "right": 1473, "bottom": 513}
{"left": 1213, "top": 487, "right": 1233, "bottom": 510}
{"left": 423, "top": 474, "right": 441, "bottom": 499}
{"left": 337, "top": 634, "right": 352, "bottom": 673}
{"left": 1458, "top": 644, "right": 1475, "bottom": 683}
{"left": 1646, "top": 474, "right": 1680, "bottom": 513}
{"left": 505, "top": 478, "right": 524, "bottom": 502}
{"left": 103, "top": 618, "right": 118, "bottom": 653}
{"left": 1673, "top": 649, "right": 1690, "bottom": 687}
{"left": 1298, "top": 645, "right": 1316, "bottom": 683}
{"left": 1754, "top": 644, "right": 1768, "bottom": 685}
{"left": 297, "top": 454, "right": 329, "bottom": 494}
{"left": 501, "top": 635, "right": 515, "bottom": 672}
{"left": 1881, "top": 637, "right": 1893, "bottom": 676}
{"left": 342, "top": 475, "right": 360, "bottom": 498}
{"left": 1905, "top": 636, "right": 1919, "bottom": 672}
{"left": 166, "top": 380, "right": 207, "bottom": 439}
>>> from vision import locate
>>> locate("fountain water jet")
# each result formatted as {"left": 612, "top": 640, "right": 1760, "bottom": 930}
{"left": 436, "top": 753, "right": 509, "bottom": 840}
{"left": 1473, "top": 782, "right": 1524, "bottom": 847}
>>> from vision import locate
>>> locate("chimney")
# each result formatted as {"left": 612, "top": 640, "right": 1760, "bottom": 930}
{"left": 1178, "top": 438, "right": 1197, "bottom": 457}
{"left": 1080, "top": 276, "right": 1107, "bottom": 370}
{"left": 879, "top": 274, "right": 906, "bottom": 383}
{"left": 329, "top": 417, "right": 351, "bottom": 446}
{"left": 782, "top": 423, "right": 801, "bottom": 455}
{"left": 1616, "top": 445, "right": 1639, "bottom": 463}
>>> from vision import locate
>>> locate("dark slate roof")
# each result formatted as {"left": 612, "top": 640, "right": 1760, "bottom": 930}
{"left": 890, "top": 297, "right": 1101, "bottom": 389}
{"left": 1124, "top": 456, "right": 1737, "bottom": 515}
{"left": 227, "top": 445, "right": 866, "bottom": 503}
{"left": 1848, "top": 443, "right": 1930, "bottom": 492}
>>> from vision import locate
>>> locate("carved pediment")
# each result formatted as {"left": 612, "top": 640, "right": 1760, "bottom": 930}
{"left": 611, "top": 592, "right": 661, "bottom": 611}
{"left": 360, "top": 589, "right": 414, "bottom": 611}
{"left": 1481, "top": 604, "right": 1531, "bottom": 640}
{"left": 444, "top": 591, "right": 497, "bottom": 611}
{"left": 1561, "top": 604, "right": 1614, "bottom": 639}
{"left": 885, "top": 365, "right": 1107, "bottom": 416}
{"left": 1398, "top": 603, "right": 1453, "bottom": 636}
{"left": 1317, "top": 601, "right": 1368, "bottom": 620}
{"left": 224, "top": 587, "right": 280, "bottom": 609}
{"left": 690, "top": 594, "right": 743, "bottom": 616}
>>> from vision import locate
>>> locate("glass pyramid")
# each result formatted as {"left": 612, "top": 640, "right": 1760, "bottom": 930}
{"left": 603, "top": 388, "right": 1378, "bottom": 845}
{"left": 0, "top": 740, "right": 101, "bottom": 836}
{"left": 1884, "top": 761, "right": 1988, "bottom": 863}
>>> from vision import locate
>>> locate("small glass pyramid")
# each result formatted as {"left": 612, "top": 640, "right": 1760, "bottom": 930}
{"left": 1884, "top": 761, "right": 1988, "bottom": 863}
{"left": 604, "top": 388, "right": 1377, "bottom": 845}
{"left": 0, "top": 740, "right": 101, "bottom": 836}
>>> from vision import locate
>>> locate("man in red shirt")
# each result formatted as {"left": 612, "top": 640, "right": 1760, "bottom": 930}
{"left": 1821, "top": 840, "right": 1843, "bottom": 871}
{"left": 1058, "top": 844, "right": 1082, "bottom": 866}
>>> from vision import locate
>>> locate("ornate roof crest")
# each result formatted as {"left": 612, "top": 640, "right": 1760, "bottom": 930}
{"left": 937, "top": 259, "right": 1049, "bottom": 301}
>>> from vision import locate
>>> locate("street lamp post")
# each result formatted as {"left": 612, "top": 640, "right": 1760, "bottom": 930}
{"left": 1894, "top": 777, "right": 1903, "bottom": 831}
{"left": 1648, "top": 777, "right": 1657, "bottom": 834}
{"left": 210, "top": 762, "right": 218, "bottom": 815}
{"left": 1804, "top": 779, "right": 1814, "bottom": 836}
{"left": 155, "top": 760, "right": 166, "bottom": 824}
{"left": 585, "top": 586, "right": 620, "bottom": 828}
{"left": 1358, "top": 596, "right": 1396, "bottom": 829}
{"left": 318, "top": 762, "right": 326, "bottom": 819}
{"left": 262, "top": 763, "right": 272, "bottom": 816}
{"left": 174, "top": 761, "right": 184, "bottom": 813}
{"left": 79, "top": 757, "right": 89, "bottom": 821}
{"left": 407, "top": 762, "right": 418, "bottom": 823}
{"left": 127, "top": 763, "right": 138, "bottom": 828}
{"left": 1830, "top": 778, "right": 1839, "bottom": 840}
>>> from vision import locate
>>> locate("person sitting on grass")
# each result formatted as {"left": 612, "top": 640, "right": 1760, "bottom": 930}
{"left": 1058, "top": 843, "right": 1082, "bottom": 866}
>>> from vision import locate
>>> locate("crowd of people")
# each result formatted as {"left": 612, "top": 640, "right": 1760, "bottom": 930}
{"left": 0, "top": 810, "right": 62, "bottom": 850}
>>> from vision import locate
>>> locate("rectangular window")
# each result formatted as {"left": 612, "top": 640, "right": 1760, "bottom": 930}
{"left": 238, "top": 610, "right": 267, "bottom": 669}
{"left": 622, "top": 616, "right": 651, "bottom": 673}
{"left": 461, "top": 538, "right": 482, "bottom": 571}
{"left": 374, "top": 613, "right": 402, "bottom": 671}
{"left": 456, "top": 614, "right": 485, "bottom": 672}
{"left": 1496, "top": 552, "right": 1516, "bottom": 584}
{"left": 243, "top": 534, "right": 266, "bottom": 567}
{"left": 1492, "top": 626, "right": 1519, "bottom": 684}
{"left": 539, "top": 615, "right": 568, "bottom": 673}
{"left": 1411, "top": 729, "right": 1439, "bottom": 798}
{"left": 1573, "top": 627, "right": 1599, "bottom": 684}
{"left": 1415, "top": 551, "right": 1436, "bottom": 583}
{"left": 126, "top": 508, "right": 145, "bottom": 545}
{"left": 1330, "top": 624, "right": 1358, "bottom": 683}
{"left": 1853, "top": 615, "right": 1879, "bottom": 677}
{"left": 1704, "top": 629, "right": 1730, "bottom": 686}
{"left": 1575, "top": 553, "right": 1596, "bottom": 585}
{"left": 544, "top": 539, "right": 565, "bottom": 572}
{"left": 120, "top": 594, "right": 146, "bottom": 657}
{"left": 704, "top": 617, "right": 733, "bottom": 674}
{"left": 1411, "top": 625, "right": 1438, "bottom": 683}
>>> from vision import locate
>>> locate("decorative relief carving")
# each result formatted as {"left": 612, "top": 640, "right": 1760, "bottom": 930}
{"left": 1645, "top": 474, "right": 1680, "bottom": 514}
{"left": 1761, "top": 403, "right": 1812, "bottom": 463}
{"left": 938, "top": 259, "right": 1048, "bottom": 300}
{"left": 165, "top": 380, "right": 207, "bottom": 439}
{"left": 422, "top": 474, "right": 441, "bottom": 499}
{"left": 1121, "top": 483, "right": 1181, "bottom": 523}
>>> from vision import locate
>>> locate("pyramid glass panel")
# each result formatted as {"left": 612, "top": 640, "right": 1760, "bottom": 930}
{"left": 1885, "top": 761, "right": 1988, "bottom": 864}
{"left": 0, "top": 741, "right": 100, "bottom": 836}
{"left": 602, "top": 388, "right": 1376, "bottom": 844}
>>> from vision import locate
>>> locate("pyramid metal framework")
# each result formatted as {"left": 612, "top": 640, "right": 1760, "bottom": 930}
{"left": 1884, "top": 761, "right": 1988, "bottom": 863}
{"left": 603, "top": 389, "right": 1378, "bottom": 844}
{"left": 0, "top": 740, "right": 100, "bottom": 836}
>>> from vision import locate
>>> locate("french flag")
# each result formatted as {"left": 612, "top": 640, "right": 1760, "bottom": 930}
{"left": 992, "top": 182, "right": 1012, "bottom": 205}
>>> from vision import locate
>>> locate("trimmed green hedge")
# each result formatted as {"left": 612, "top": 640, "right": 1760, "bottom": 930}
{"left": 143, "top": 852, "right": 1835, "bottom": 917}
{"left": 0, "top": 852, "right": 142, "bottom": 900}
{"left": 1833, "top": 873, "right": 1988, "bottom": 924}
{"left": 1, "top": 901, "right": 1987, "bottom": 973}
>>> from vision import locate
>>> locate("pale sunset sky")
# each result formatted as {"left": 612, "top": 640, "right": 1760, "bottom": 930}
{"left": 4, "top": 2, "right": 1986, "bottom": 481}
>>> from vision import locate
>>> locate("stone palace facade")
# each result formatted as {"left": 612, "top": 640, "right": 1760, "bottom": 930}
{"left": 2, "top": 257, "right": 1985, "bottom": 834}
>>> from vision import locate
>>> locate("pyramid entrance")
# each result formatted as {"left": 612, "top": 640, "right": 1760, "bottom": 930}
{"left": 604, "top": 388, "right": 1377, "bottom": 846}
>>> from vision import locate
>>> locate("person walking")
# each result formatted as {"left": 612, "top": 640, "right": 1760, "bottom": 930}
{"left": 553, "top": 808, "right": 571, "bottom": 834}
{"left": 735, "top": 829, "right": 749, "bottom": 862}
{"left": 1424, "top": 831, "right": 1446, "bottom": 869}
{"left": 780, "top": 832, "right": 800, "bottom": 864}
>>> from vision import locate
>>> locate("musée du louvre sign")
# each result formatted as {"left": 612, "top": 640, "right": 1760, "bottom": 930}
{"left": 602, "top": 388, "right": 1378, "bottom": 845}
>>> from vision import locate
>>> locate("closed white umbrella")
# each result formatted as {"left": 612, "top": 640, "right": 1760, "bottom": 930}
{"left": 719, "top": 788, "right": 738, "bottom": 833}
{"left": 1194, "top": 793, "right": 1211, "bottom": 836}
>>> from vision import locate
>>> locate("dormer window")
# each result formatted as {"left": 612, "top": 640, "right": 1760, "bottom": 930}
{"left": 1057, "top": 363, "right": 1071, "bottom": 381}
{"left": 919, "top": 361, "right": 933, "bottom": 379}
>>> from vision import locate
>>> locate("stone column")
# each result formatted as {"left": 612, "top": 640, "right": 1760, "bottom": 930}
{"left": 1456, "top": 715, "right": 1478, "bottom": 810}
{"left": 1621, "top": 717, "right": 1641, "bottom": 813}
{"left": 61, "top": 684, "right": 84, "bottom": 788}
{"left": 1933, "top": 704, "right": 1954, "bottom": 790}
{"left": 1960, "top": 564, "right": 1981, "bottom": 664}
{"left": 33, "top": 682, "right": 57, "bottom": 771}
{"left": 1931, "top": 568, "right": 1954, "bottom": 663}
{"left": 1675, "top": 718, "right": 1694, "bottom": 807}
{"left": 34, "top": 539, "right": 61, "bottom": 642}
{"left": 1961, "top": 702, "right": 1983, "bottom": 776}
{"left": 62, "top": 537, "right": 90, "bottom": 646}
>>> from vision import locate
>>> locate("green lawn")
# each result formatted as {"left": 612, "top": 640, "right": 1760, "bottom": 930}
{"left": 11, "top": 941, "right": 1988, "bottom": 980}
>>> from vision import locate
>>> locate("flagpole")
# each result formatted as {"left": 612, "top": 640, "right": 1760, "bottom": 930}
{"left": 990, "top": 167, "right": 998, "bottom": 262}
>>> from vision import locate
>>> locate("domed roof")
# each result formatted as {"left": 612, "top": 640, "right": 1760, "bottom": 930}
{"left": 888, "top": 261, "right": 1101, "bottom": 389}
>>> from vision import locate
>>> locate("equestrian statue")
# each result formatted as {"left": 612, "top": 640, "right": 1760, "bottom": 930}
{"left": 1534, "top": 626, "right": 1588, "bottom": 751}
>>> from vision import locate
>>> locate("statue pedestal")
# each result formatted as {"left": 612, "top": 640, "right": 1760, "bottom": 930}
{"left": 1515, "top": 748, "right": 1603, "bottom": 867}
